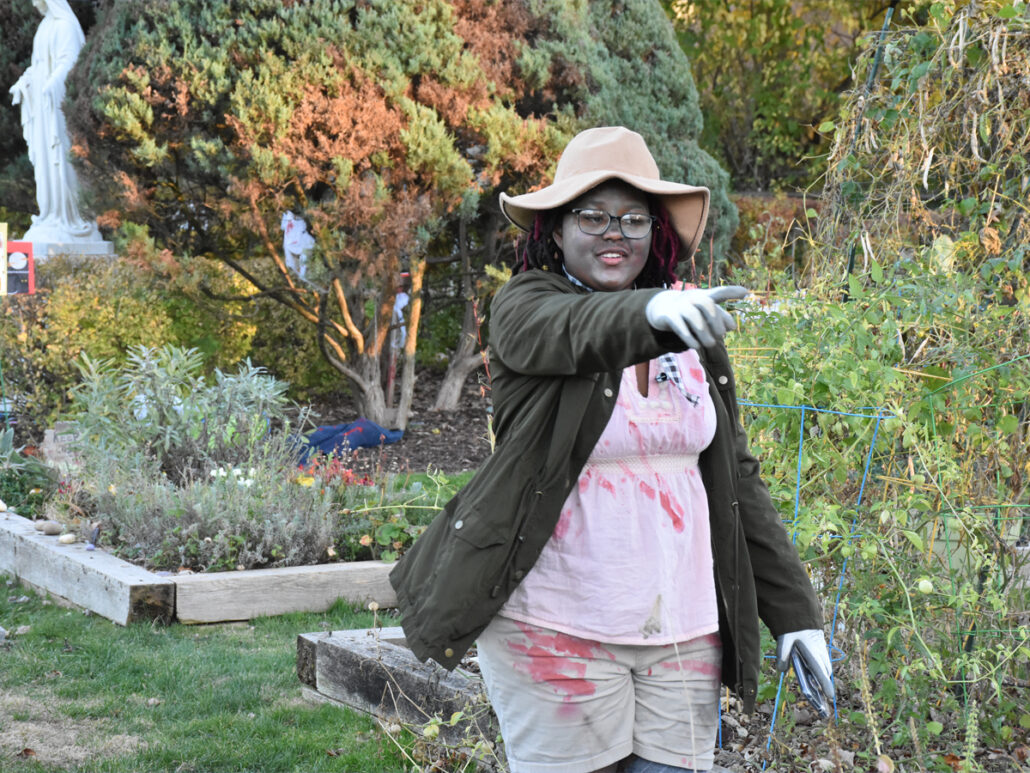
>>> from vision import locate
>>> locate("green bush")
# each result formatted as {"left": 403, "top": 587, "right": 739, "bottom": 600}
{"left": 70, "top": 346, "right": 293, "bottom": 481}
{"left": 325, "top": 468, "right": 473, "bottom": 562}
{"left": 0, "top": 426, "right": 58, "bottom": 517}
{"left": 0, "top": 254, "right": 257, "bottom": 441}
{"left": 47, "top": 348, "right": 472, "bottom": 571}
{"left": 728, "top": 250, "right": 1029, "bottom": 765}
{"left": 47, "top": 346, "right": 336, "bottom": 571}
{"left": 244, "top": 297, "right": 345, "bottom": 402}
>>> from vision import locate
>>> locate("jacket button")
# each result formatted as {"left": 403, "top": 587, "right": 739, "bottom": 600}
{"left": 604, "top": 388, "right": 614, "bottom": 397}
{"left": 453, "top": 520, "right": 463, "bottom": 530}
{"left": 514, "top": 570, "right": 525, "bottom": 581}
{"left": 718, "top": 375, "right": 729, "bottom": 385}
{"left": 444, "top": 648, "right": 454, "bottom": 658}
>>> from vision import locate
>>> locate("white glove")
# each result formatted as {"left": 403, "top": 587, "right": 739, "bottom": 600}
{"left": 645, "top": 286, "right": 748, "bottom": 349}
{"left": 776, "top": 629, "right": 835, "bottom": 703}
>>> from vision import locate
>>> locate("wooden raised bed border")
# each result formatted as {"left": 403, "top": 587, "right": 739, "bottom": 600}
{"left": 0, "top": 511, "right": 174, "bottom": 625}
{"left": 297, "top": 626, "right": 499, "bottom": 754}
{"left": 0, "top": 511, "right": 397, "bottom": 625}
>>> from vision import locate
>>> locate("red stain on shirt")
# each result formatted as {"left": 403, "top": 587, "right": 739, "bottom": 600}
{"left": 553, "top": 508, "right": 572, "bottom": 540}
{"left": 702, "top": 632, "right": 723, "bottom": 647}
{"left": 598, "top": 475, "right": 616, "bottom": 496}
{"left": 639, "top": 480, "right": 656, "bottom": 500}
{"left": 659, "top": 490, "right": 685, "bottom": 532}
{"left": 690, "top": 367, "right": 705, "bottom": 383}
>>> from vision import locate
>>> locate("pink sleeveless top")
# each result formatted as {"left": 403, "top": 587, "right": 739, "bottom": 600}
{"left": 501, "top": 348, "right": 720, "bottom": 644}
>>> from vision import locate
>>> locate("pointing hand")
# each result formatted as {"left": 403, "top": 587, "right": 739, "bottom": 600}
{"left": 645, "top": 286, "right": 748, "bottom": 349}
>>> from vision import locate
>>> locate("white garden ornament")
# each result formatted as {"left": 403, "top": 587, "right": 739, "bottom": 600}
{"left": 281, "top": 211, "right": 315, "bottom": 278}
{"left": 9, "top": 0, "right": 111, "bottom": 258}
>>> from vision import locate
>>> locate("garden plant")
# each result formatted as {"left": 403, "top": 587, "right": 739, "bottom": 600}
{"left": 714, "top": 2, "right": 1029, "bottom": 769}
{"left": 39, "top": 345, "right": 468, "bottom": 572}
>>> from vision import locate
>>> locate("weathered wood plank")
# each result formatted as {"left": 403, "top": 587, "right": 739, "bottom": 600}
{"left": 0, "top": 512, "right": 175, "bottom": 625}
{"left": 173, "top": 561, "right": 397, "bottom": 623}
{"left": 302, "top": 628, "right": 497, "bottom": 750}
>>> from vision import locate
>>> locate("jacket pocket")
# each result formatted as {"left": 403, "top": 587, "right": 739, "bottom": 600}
{"left": 450, "top": 509, "right": 508, "bottom": 549}
{"left": 441, "top": 482, "right": 540, "bottom": 641}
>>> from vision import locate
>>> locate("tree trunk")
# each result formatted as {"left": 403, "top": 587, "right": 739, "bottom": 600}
{"left": 432, "top": 347, "right": 486, "bottom": 412}
{"left": 433, "top": 218, "right": 486, "bottom": 412}
{"left": 354, "top": 354, "right": 389, "bottom": 427}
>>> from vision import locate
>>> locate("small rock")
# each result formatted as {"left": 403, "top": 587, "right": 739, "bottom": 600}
{"left": 58, "top": 533, "right": 76, "bottom": 544}
{"left": 15, "top": 625, "right": 31, "bottom": 636}
{"left": 0, "top": 626, "right": 7, "bottom": 642}
{"left": 11, "top": 595, "right": 29, "bottom": 604}
{"left": 0, "top": 498, "right": 6, "bottom": 511}
{"left": 41, "top": 521, "right": 63, "bottom": 536}
{"left": 793, "top": 706, "right": 815, "bottom": 724}
{"left": 146, "top": 697, "right": 162, "bottom": 707}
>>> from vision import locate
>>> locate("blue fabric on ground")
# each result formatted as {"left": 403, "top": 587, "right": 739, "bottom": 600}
{"left": 298, "top": 418, "right": 403, "bottom": 463}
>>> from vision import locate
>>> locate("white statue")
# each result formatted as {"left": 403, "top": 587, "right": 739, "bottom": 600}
{"left": 391, "top": 289, "right": 409, "bottom": 350}
{"left": 9, "top": 0, "right": 109, "bottom": 256}
{"left": 281, "top": 211, "right": 314, "bottom": 278}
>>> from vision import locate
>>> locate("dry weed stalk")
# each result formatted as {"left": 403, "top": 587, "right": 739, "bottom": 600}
{"left": 855, "top": 633, "right": 886, "bottom": 758}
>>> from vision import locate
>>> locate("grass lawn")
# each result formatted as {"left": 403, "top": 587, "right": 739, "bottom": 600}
{"left": 0, "top": 576, "right": 410, "bottom": 772}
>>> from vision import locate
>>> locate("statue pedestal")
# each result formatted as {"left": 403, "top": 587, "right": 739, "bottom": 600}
{"left": 21, "top": 220, "right": 114, "bottom": 260}
{"left": 30, "top": 240, "right": 115, "bottom": 258}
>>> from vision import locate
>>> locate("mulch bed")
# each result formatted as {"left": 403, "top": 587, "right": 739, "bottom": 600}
{"left": 306, "top": 367, "right": 493, "bottom": 477}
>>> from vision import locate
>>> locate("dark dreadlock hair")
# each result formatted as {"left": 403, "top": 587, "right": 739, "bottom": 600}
{"left": 512, "top": 197, "right": 683, "bottom": 289}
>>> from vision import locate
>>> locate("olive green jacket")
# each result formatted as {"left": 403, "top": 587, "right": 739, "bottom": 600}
{"left": 389, "top": 270, "right": 822, "bottom": 712}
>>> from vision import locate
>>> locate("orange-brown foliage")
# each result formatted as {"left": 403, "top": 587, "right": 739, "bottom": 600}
{"left": 269, "top": 65, "right": 409, "bottom": 190}
{"left": 413, "top": 75, "right": 487, "bottom": 128}
{"left": 450, "top": 0, "right": 533, "bottom": 98}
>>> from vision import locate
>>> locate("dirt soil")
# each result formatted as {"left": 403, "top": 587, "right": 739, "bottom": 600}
{"left": 0, "top": 691, "right": 144, "bottom": 767}
{"left": 307, "top": 367, "right": 493, "bottom": 477}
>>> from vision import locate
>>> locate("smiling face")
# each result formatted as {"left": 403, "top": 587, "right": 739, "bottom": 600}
{"left": 553, "top": 181, "right": 653, "bottom": 292}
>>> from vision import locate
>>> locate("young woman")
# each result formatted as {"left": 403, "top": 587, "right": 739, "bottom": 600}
{"left": 391, "top": 126, "right": 834, "bottom": 773}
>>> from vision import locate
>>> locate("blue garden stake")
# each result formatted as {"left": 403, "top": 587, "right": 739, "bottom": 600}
{"left": 793, "top": 406, "right": 806, "bottom": 544}
{"left": 750, "top": 402, "right": 887, "bottom": 769}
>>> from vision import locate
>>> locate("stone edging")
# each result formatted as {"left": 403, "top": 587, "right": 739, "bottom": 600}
{"left": 0, "top": 511, "right": 397, "bottom": 625}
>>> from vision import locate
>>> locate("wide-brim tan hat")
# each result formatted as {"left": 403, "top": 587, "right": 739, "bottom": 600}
{"left": 499, "top": 126, "right": 710, "bottom": 258}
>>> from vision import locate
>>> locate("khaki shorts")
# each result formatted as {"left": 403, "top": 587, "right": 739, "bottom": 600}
{"left": 476, "top": 616, "right": 722, "bottom": 773}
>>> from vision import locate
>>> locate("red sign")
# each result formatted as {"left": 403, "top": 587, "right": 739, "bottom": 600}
{"left": 4, "top": 241, "right": 35, "bottom": 295}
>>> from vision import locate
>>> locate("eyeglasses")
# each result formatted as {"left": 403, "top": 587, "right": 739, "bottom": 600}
{"left": 569, "top": 208, "right": 657, "bottom": 239}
